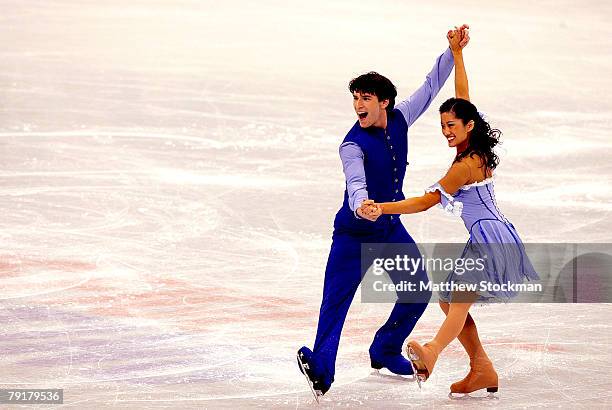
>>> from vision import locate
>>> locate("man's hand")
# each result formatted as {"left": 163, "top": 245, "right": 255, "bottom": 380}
{"left": 448, "top": 24, "right": 470, "bottom": 51}
{"left": 357, "top": 199, "right": 382, "bottom": 221}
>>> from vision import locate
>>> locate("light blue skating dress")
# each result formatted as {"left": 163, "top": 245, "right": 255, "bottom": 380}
{"left": 426, "top": 177, "right": 539, "bottom": 302}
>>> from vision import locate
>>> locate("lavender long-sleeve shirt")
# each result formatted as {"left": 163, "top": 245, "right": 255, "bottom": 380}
{"left": 341, "top": 48, "right": 455, "bottom": 212}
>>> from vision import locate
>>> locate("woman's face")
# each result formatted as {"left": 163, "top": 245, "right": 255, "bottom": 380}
{"left": 440, "top": 111, "right": 473, "bottom": 148}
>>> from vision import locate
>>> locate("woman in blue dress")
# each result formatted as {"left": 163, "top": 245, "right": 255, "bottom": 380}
{"left": 363, "top": 28, "right": 538, "bottom": 396}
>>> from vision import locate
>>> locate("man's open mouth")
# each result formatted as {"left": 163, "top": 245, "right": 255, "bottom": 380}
{"left": 357, "top": 112, "right": 368, "bottom": 119}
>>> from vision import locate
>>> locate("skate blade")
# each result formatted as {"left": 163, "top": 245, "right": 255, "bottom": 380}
{"left": 296, "top": 353, "right": 321, "bottom": 403}
{"left": 372, "top": 368, "right": 417, "bottom": 381}
{"left": 407, "top": 346, "right": 427, "bottom": 389}
{"left": 448, "top": 390, "right": 499, "bottom": 401}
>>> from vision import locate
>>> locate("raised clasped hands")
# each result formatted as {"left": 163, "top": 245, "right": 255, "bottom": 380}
{"left": 447, "top": 23, "right": 470, "bottom": 52}
{"left": 357, "top": 199, "right": 382, "bottom": 221}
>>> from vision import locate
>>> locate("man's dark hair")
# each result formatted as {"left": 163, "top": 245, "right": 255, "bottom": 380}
{"left": 348, "top": 72, "right": 397, "bottom": 113}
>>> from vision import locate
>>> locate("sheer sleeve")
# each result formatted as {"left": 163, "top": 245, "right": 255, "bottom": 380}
{"left": 425, "top": 162, "right": 470, "bottom": 217}
{"left": 425, "top": 182, "right": 463, "bottom": 217}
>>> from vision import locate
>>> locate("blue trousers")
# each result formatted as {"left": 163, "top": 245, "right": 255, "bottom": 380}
{"left": 311, "top": 222, "right": 430, "bottom": 382}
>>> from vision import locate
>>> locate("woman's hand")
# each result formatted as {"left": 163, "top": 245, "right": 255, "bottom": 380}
{"left": 358, "top": 199, "right": 382, "bottom": 221}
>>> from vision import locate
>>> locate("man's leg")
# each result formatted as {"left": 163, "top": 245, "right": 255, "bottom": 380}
{"left": 300, "top": 232, "right": 362, "bottom": 390}
{"left": 369, "top": 223, "right": 432, "bottom": 374}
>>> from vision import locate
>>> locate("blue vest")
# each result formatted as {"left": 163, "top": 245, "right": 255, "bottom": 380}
{"left": 334, "top": 109, "right": 409, "bottom": 234}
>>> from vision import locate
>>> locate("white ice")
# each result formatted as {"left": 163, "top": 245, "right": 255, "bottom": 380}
{"left": 0, "top": 0, "right": 611, "bottom": 408}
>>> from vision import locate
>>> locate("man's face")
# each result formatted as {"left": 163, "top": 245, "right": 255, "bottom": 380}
{"left": 353, "top": 91, "right": 388, "bottom": 128}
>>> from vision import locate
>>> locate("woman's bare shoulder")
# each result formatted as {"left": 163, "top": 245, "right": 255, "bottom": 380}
{"left": 455, "top": 153, "right": 490, "bottom": 181}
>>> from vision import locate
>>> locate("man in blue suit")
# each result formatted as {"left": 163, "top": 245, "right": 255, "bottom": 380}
{"left": 298, "top": 26, "right": 470, "bottom": 400}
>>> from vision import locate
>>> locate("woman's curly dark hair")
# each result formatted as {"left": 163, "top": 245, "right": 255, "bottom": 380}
{"left": 439, "top": 98, "right": 501, "bottom": 172}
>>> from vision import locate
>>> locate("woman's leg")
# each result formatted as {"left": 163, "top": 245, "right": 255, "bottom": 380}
{"left": 438, "top": 298, "right": 498, "bottom": 394}
{"left": 407, "top": 292, "right": 476, "bottom": 379}
{"left": 427, "top": 292, "right": 477, "bottom": 355}
{"left": 438, "top": 301, "right": 489, "bottom": 361}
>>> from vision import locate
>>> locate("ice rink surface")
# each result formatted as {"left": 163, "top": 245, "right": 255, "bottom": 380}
{"left": 1, "top": 0, "right": 611, "bottom": 408}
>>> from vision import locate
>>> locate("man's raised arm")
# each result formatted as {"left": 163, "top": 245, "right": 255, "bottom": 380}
{"left": 394, "top": 48, "right": 455, "bottom": 128}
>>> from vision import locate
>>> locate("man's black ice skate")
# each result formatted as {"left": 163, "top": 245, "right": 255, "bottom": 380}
{"left": 297, "top": 346, "right": 331, "bottom": 403}
{"left": 369, "top": 351, "right": 416, "bottom": 380}
{"left": 369, "top": 334, "right": 416, "bottom": 379}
